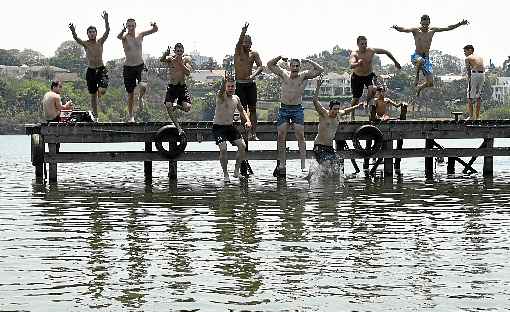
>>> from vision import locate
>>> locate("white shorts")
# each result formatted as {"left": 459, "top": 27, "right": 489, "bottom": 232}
{"left": 467, "top": 72, "right": 485, "bottom": 99}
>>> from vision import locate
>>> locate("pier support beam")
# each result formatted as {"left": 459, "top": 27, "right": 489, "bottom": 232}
{"left": 31, "top": 134, "right": 45, "bottom": 180}
{"left": 144, "top": 142, "right": 152, "bottom": 181}
{"left": 48, "top": 143, "right": 58, "bottom": 182}
{"left": 425, "top": 139, "right": 434, "bottom": 178}
{"left": 447, "top": 157, "right": 455, "bottom": 174}
{"left": 383, "top": 140, "right": 393, "bottom": 178}
{"left": 483, "top": 138, "right": 494, "bottom": 177}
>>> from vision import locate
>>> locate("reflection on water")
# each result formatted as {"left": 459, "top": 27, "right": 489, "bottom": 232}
{"left": 1, "top": 136, "right": 510, "bottom": 311}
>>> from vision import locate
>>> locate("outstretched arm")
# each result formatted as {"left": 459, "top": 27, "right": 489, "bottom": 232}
{"left": 117, "top": 24, "right": 127, "bottom": 40}
{"left": 217, "top": 74, "right": 227, "bottom": 99}
{"left": 431, "top": 19, "right": 469, "bottom": 32}
{"left": 99, "top": 11, "right": 110, "bottom": 43}
{"left": 313, "top": 75, "right": 328, "bottom": 116}
{"left": 349, "top": 52, "right": 362, "bottom": 69}
{"left": 267, "top": 56, "right": 285, "bottom": 78}
{"left": 236, "top": 99, "right": 252, "bottom": 129}
{"left": 160, "top": 46, "right": 171, "bottom": 63}
{"left": 250, "top": 52, "right": 263, "bottom": 79}
{"left": 302, "top": 59, "right": 324, "bottom": 79}
{"left": 386, "top": 98, "right": 401, "bottom": 108}
{"left": 465, "top": 57, "right": 472, "bottom": 78}
{"left": 339, "top": 103, "right": 362, "bottom": 117}
{"left": 391, "top": 25, "right": 417, "bottom": 33}
{"left": 68, "top": 23, "right": 85, "bottom": 46}
{"left": 140, "top": 22, "right": 158, "bottom": 37}
{"left": 373, "top": 48, "right": 401, "bottom": 69}
{"left": 175, "top": 56, "right": 192, "bottom": 76}
{"left": 237, "top": 22, "right": 249, "bottom": 48}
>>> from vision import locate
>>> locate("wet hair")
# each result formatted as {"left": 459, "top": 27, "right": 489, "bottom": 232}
{"left": 357, "top": 36, "right": 367, "bottom": 44}
{"left": 50, "top": 80, "right": 61, "bottom": 90}
{"left": 225, "top": 72, "right": 235, "bottom": 83}
{"left": 290, "top": 58, "right": 300, "bottom": 65}
{"left": 464, "top": 44, "right": 474, "bottom": 51}
{"left": 329, "top": 100, "right": 341, "bottom": 110}
{"left": 174, "top": 43, "right": 184, "bottom": 49}
{"left": 87, "top": 26, "right": 97, "bottom": 33}
{"left": 126, "top": 18, "right": 136, "bottom": 23}
{"left": 421, "top": 14, "right": 430, "bottom": 21}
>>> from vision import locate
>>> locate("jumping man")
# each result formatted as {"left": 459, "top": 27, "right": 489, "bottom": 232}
{"left": 464, "top": 44, "right": 485, "bottom": 120}
{"left": 392, "top": 15, "right": 468, "bottom": 96}
{"left": 69, "top": 11, "right": 110, "bottom": 121}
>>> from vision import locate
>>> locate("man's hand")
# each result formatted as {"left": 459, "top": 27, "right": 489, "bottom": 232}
{"left": 245, "top": 120, "right": 252, "bottom": 129}
{"left": 316, "top": 74, "right": 324, "bottom": 88}
{"left": 459, "top": 19, "right": 469, "bottom": 26}
{"left": 101, "top": 11, "right": 108, "bottom": 21}
{"left": 242, "top": 22, "right": 249, "bottom": 32}
{"left": 151, "top": 22, "right": 157, "bottom": 28}
{"left": 391, "top": 25, "right": 399, "bottom": 30}
{"left": 121, "top": 23, "right": 126, "bottom": 33}
{"left": 68, "top": 23, "right": 76, "bottom": 32}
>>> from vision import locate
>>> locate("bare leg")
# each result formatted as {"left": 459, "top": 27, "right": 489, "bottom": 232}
{"left": 467, "top": 98, "right": 473, "bottom": 119}
{"left": 138, "top": 82, "right": 147, "bottom": 111}
{"left": 90, "top": 94, "right": 98, "bottom": 119}
{"left": 127, "top": 92, "right": 135, "bottom": 122}
{"left": 475, "top": 98, "right": 481, "bottom": 120}
{"left": 416, "top": 75, "right": 433, "bottom": 97}
{"left": 165, "top": 102, "right": 183, "bottom": 134}
{"left": 249, "top": 106, "right": 258, "bottom": 139}
{"left": 294, "top": 124, "right": 306, "bottom": 171}
{"left": 350, "top": 98, "right": 359, "bottom": 121}
{"left": 277, "top": 123, "right": 289, "bottom": 170}
{"left": 218, "top": 142, "right": 230, "bottom": 182}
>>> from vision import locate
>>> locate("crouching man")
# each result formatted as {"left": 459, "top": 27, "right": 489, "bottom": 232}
{"left": 213, "top": 74, "right": 252, "bottom": 183}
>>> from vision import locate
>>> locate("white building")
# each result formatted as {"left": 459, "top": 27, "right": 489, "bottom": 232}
{"left": 492, "top": 77, "right": 510, "bottom": 102}
{"left": 190, "top": 50, "right": 211, "bottom": 67}
{"left": 191, "top": 69, "right": 224, "bottom": 83}
{"left": 303, "top": 72, "right": 351, "bottom": 97}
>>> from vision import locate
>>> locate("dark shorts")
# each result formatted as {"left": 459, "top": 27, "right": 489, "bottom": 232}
{"left": 277, "top": 105, "right": 305, "bottom": 127}
{"left": 123, "top": 63, "right": 144, "bottom": 93}
{"left": 165, "top": 84, "right": 192, "bottom": 105}
{"left": 235, "top": 81, "right": 257, "bottom": 111}
{"left": 351, "top": 72, "right": 376, "bottom": 99}
{"left": 212, "top": 124, "right": 242, "bottom": 145}
{"left": 86, "top": 66, "right": 109, "bottom": 94}
{"left": 313, "top": 144, "right": 337, "bottom": 164}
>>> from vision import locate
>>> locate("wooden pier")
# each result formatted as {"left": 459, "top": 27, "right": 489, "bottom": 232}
{"left": 25, "top": 119, "right": 510, "bottom": 182}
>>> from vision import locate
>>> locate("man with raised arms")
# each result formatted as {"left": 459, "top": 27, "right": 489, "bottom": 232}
{"left": 311, "top": 75, "right": 361, "bottom": 169}
{"left": 69, "top": 11, "right": 110, "bottom": 121}
{"left": 160, "top": 43, "right": 193, "bottom": 133}
{"left": 212, "top": 73, "right": 252, "bottom": 183}
{"left": 117, "top": 18, "right": 158, "bottom": 122}
{"left": 463, "top": 44, "right": 485, "bottom": 120}
{"left": 267, "top": 56, "right": 323, "bottom": 177}
{"left": 349, "top": 35, "right": 401, "bottom": 111}
{"left": 392, "top": 15, "right": 468, "bottom": 96}
{"left": 234, "top": 22, "right": 263, "bottom": 140}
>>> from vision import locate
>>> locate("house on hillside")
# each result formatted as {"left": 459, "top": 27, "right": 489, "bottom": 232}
{"left": 492, "top": 77, "right": 510, "bottom": 103}
{"left": 24, "top": 66, "right": 79, "bottom": 82}
{"left": 0, "top": 65, "right": 29, "bottom": 79}
{"left": 303, "top": 72, "right": 351, "bottom": 97}
{"left": 191, "top": 69, "right": 224, "bottom": 83}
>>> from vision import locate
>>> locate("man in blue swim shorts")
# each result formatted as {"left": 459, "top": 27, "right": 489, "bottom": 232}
{"left": 392, "top": 14, "right": 468, "bottom": 97}
{"left": 267, "top": 56, "right": 323, "bottom": 176}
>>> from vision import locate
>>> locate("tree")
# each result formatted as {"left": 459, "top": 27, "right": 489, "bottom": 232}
{"left": 0, "top": 49, "right": 21, "bottom": 66}
{"left": 54, "top": 40, "right": 84, "bottom": 59}
{"left": 49, "top": 40, "right": 86, "bottom": 74}
{"left": 17, "top": 49, "right": 47, "bottom": 66}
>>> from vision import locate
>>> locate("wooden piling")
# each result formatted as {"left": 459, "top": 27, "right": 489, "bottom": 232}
{"left": 483, "top": 138, "right": 494, "bottom": 177}
{"left": 425, "top": 139, "right": 434, "bottom": 178}
{"left": 447, "top": 157, "right": 455, "bottom": 174}
{"left": 48, "top": 143, "right": 58, "bottom": 182}
{"left": 144, "top": 142, "right": 152, "bottom": 181}
{"left": 31, "top": 134, "right": 45, "bottom": 180}
{"left": 383, "top": 140, "right": 393, "bottom": 177}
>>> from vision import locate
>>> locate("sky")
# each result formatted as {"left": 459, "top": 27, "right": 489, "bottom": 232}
{"left": 4, "top": 0, "right": 509, "bottom": 67}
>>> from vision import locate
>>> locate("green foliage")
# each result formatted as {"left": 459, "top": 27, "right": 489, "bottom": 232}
{"left": 481, "top": 105, "right": 510, "bottom": 119}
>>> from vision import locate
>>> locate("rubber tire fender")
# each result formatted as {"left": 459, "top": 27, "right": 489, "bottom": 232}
{"left": 352, "top": 125, "right": 384, "bottom": 157}
{"left": 154, "top": 125, "right": 187, "bottom": 159}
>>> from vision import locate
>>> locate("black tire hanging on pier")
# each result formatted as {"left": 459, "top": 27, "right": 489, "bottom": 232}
{"left": 154, "top": 126, "right": 187, "bottom": 159}
{"left": 352, "top": 125, "right": 384, "bottom": 157}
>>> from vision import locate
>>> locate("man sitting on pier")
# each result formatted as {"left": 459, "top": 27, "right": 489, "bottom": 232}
{"left": 160, "top": 43, "right": 193, "bottom": 133}
{"left": 213, "top": 73, "right": 252, "bottom": 183}
{"left": 309, "top": 75, "right": 361, "bottom": 176}
{"left": 118, "top": 18, "right": 158, "bottom": 122}
{"left": 373, "top": 86, "right": 403, "bottom": 121}
{"left": 267, "top": 56, "right": 324, "bottom": 177}
{"left": 463, "top": 44, "right": 485, "bottom": 120}
{"left": 392, "top": 15, "right": 468, "bottom": 97}
{"left": 69, "top": 11, "right": 110, "bottom": 121}
{"left": 42, "top": 80, "right": 73, "bottom": 123}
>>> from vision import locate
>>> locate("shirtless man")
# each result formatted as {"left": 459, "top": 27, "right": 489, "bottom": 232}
{"left": 373, "top": 86, "right": 403, "bottom": 121}
{"left": 234, "top": 22, "right": 263, "bottom": 140}
{"left": 312, "top": 75, "right": 361, "bottom": 167}
{"left": 349, "top": 36, "right": 401, "bottom": 110}
{"left": 392, "top": 15, "right": 468, "bottom": 96}
{"left": 118, "top": 18, "right": 158, "bottom": 122}
{"left": 69, "top": 11, "right": 110, "bottom": 121}
{"left": 212, "top": 74, "right": 252, "bottom": 183}
{"left": 42, "top": 80, "right": 73, "bottom": 123}
{"left": 464, "top": 44, "right": 485, "bottom": 120}
{"left": 267, "top": 56, "right": 323, "bottom": 176}
{"left": 160, "top": 43, "right": 193, "bottom": 133}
